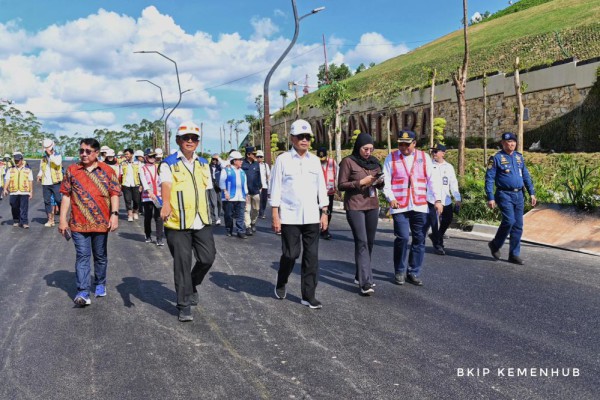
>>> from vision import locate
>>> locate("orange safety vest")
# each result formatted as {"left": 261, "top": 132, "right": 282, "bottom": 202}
{"left": 322, "top": 158, "right": 336, "bottom": 195}
{"left": 390, "top": 150, "right": 428, "bottom": 208}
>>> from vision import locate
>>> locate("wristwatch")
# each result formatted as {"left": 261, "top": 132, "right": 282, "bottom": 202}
{"left": 111, "top": 211, "right": 119, "bottom": 216}
{"left": 322, "top": 208, "right": 331, "bottom": 215}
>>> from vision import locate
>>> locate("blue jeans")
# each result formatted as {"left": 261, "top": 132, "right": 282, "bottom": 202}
{"left": 223, "top": 201, "right": 246, "bottom": 234}
{"left": 72, "top": 232, "right": 109, "bottom": 292}
{"left": 42, "top": 183, "right": 62, "bottom": 214}
{"left": 392, "top": 211, "right": 428, "bottom": 276}
{"left": 491, "top": 190, "right": 524, "bottom": 257}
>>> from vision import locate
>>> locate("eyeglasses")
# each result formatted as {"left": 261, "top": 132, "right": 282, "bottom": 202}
{"left": 180, "top": 134, "right": 199, "bottom": 142}
{"left": 431, "top": 150, "right": 439, "bottom": 154}
{"left": 147, "top": 155, "right": 156, "bottom": 158}
{"left": 79, "top": 148, "right": 95, "bottom": 155}
{"left": 257, "top": 156, "right": 264, "bottom": 158}
{"left": 295, "top": 134, "right": 312, "bottom": 141}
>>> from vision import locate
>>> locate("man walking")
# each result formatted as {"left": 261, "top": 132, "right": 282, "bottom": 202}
{"left": 256, "top": 150, "right": 270, "bottom": 219}
{"left": 160, "top": 121, "right": 216, "bottom": 322}
{"left": 485, "top": 132, "right": 536, "bottom": 265}
{"left": 427, "top": 144, "right": 461, "bottom": 255}
{"left": 242, "top": 146, "right": 261, "bottom": 235}
{"left": 317, "top": 147, "right": 338, "bottom": 240}
{"left": 3, "top": 152, "right": 33, "bottom": 228}
{"left": 121, "top": 148, "right": 141, "bottom": 221}
{"left": 58, "top": 139, "right": 121, "bottom": 306}
{"left": 220, "top": 151, "right": 249, "bottom": 239}
{"left": 383, "top": 130, "right": 442, "bottom": 286}
{"left": 37, "top": 138, "right": 63, "bottom": 227}
{"left": 270, "top": 119, "right": 329, "bottom": 309}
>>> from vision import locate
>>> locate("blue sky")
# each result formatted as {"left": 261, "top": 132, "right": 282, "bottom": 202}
{"left": 0, "top": 0, "right": 511, "bottom": 153}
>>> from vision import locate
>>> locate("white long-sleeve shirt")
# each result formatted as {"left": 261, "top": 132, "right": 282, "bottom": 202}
{"left": 37, "top": 152, "right": 62, "bottom": 185}
{"left": 259, "top": 162, "right": 270, "bottom": 189}
{"left": 269, "top": 147, "right": 329, "bottom": 225}
{"left": 427, "top": 160, "right": 461, "bottom": 205}
{"left": 219, "top": 167, "right": 248, "bottom": 202}
{"left": 382, "top": 150, "right": 440, "bottom": 214}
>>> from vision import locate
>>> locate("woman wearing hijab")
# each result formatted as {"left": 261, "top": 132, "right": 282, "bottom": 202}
{"left": 338, "top": 133, "right": 384, "bottom": 296}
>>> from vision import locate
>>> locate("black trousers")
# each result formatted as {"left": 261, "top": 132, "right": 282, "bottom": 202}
{"left": 122, "top": 186, "right": 141, "bottom": 212}
{"left": 165, "top": 226, "right": 216, "bottom": 309}
{"left": 259, "top": 188, "right": 269, "bottom": 217}
{"left": 320, "top": 194, "right": 335, "bottom": 234}
{"left": 143, "top": 202, "right": 164, "bottom": 240}
{"left": 346, "top": 208, "right": 379, "bottom": 286}
{"left": 426, "top": 202, "right": 454, "bottom": 247}
{"left": 277, "top": 224, "right": 320, "bottom": 301}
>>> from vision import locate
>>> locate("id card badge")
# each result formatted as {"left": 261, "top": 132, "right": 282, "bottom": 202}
{"left": 369, "top": 186, "right": 376, "bottom": 197}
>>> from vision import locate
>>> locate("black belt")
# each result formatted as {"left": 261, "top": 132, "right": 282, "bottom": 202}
{"left": 498, "top": 188, "right": 522, "bottom": 192}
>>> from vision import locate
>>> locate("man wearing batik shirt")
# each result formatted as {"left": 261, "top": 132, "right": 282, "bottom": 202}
{"left": 58, "top": 138, "right": 121, "bottom": 307}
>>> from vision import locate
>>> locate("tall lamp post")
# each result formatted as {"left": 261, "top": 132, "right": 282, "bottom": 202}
{"left": 263, "top": 1, "right": 324, "bottom": 164}
{"left": 134, "top": 50, "right": 183, "bottom": 154}
{"left": 137, "top": 79, "right": 166, "bottom": 148}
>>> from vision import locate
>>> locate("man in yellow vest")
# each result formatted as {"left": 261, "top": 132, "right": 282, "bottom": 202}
{"left": 37, "top": 138, "right": 63, "bottom": 227}
{"left": 121, "top": 148, "right": 141, "bottom": 221}
{"left": 160, "top": 121, "right": 216, "bottom": 322}
{"left": 383, "top": 130, "right": 442, "bottom": 286}
{"left": 3, "top": 152, "right": 34, "bottom": 228}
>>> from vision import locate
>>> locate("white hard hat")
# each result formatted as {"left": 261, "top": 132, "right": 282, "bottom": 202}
{"left": 100, "top": 145, "right": 110, "bottom": 153}
{"left": 290, "top": 119, "right": 313, "bottom": 136}
{"left": 117, "top": 151, "right": 123, "bottom": 156}
{"left": 134, "top": 150, "right": 144, "bottom": 157}
{"left": 155, "top": 148, "right": 163, "bottom": 156}
{"left": 228, "top": 151, "right": 243, "bottom": 162}
{"left": 256, "top": 150, "right": 264, "bottom": 157}
{"left": 43, "top": 139, "right": 54, "bottom": 148}
{"left": 105, "top": 149, "right": 115, "bottom": 157}
{"left": 177, "top": 121, "right": 200, "bottom": 137}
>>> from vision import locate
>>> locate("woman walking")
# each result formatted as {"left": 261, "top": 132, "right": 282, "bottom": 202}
{"left": 338, "top": 133, "right": 384, "bottom": 296}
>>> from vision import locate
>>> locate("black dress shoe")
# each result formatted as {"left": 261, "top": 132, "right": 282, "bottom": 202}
{"left": 434, "top": 246, "right": 446, "bottom": 255}
{"left": 246, "top": 229, "right": 254, "bottom": 236}
{"left": 237, "top": 233, "right": 248, "bottom": 239}
{"left": 394, "top": 273, "right": 405, "bottom": 285}
{"left": 406, "top": 273, "right": 423, "bottom": 286}
{"left": 488, "top": 241, "right": 501, "bottom": 260}
{"left": 508, "top": 255, "right": 524, "bottom": 265}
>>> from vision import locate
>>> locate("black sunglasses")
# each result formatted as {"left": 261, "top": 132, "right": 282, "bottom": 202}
{"left": 79, "top": 148, "right": 95, "bottom": 155}
{"left": 180, "top": 134, "right": 199, "bottom": 142}
{"left": 295, "top": 133, "right": 312, "bottom": 141}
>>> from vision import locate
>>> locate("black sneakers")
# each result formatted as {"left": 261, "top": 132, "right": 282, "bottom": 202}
{"left": 508, "top": 254, "right": 524, "bottom": 265}
{"left": 274, "top": 285, "right": 286, "bottom": 299}
{"left": 434, "top": 245, "right": 446, "bottom": 255}
{"left": 394, "top": 273, "right": 405, "bottom": 285}
{"left": 406, "top": 273, "right": 423, "bottom": 286}
{"left": 190, "top": 292, "right": 199, "bottom": 306}
{"left": 237, "top": 233, "right": 248, "bottom": 239}
{"left": 178, "top": 307, "right": 193, "bottom": 322}
{"left": 488, "top": 241, "right": 501, "bottom": 260}
{"left": 301, "top": 298, "right": 323, "bottom": 309}
{"left": 360, "top": 284, "right": 375, "bottom": 296}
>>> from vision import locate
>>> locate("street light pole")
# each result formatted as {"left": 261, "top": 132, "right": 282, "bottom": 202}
{"left": 137, "top": 79, "right": 166, "bottom": 120}
{"left": 134, "top": 51, "right": 183, "bottom": 154}
{"left": 263, "top": 1, "right": 324, "bottom": 164}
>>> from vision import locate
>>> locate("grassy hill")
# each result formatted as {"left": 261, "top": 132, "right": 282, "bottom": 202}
{"left": 294, "top": 0, "right": 600, "bottom": 110}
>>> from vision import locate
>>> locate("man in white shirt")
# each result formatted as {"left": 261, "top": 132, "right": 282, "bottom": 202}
{"left": 37, "top": 139, "right": 63, "bottom": 227}
{"left": 427, "top": 144, "right": 461, "bottom": 255}
{"left": 383, "top": 130, "right": 442, "bottom": 286}
{"left": 256, "top": 150, "right": 270, "bottom": 219}
{"left": 270, "top": 119, "right": 329, "bottom": 309}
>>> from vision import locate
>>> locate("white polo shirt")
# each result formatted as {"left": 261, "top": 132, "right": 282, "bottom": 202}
{"left": 269, "top": 147, "right": 329, "bottom": 225}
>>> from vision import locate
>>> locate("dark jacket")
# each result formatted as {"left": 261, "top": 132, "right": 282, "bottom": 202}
{"left": 210, "top": 164, "right": 222, "bottom": 192}
{"left": 242, "top": 159, "right": 262, "bottom": 195}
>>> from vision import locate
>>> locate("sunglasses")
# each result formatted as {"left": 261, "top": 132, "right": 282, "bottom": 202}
{"left": 431, "top": 150, "right": 439, "bottom": 154}
{"left": 295, "top": 133, "right": 312, "bottom": 141}
{"left": 180, "top": 134, "right": 199, "bottom": 142}
{"left": 79, "top": 148, "right": 95, "bottom": 155}
{"left": 257, "top": 155, "right": 264, "bottom": 158}
{"left": 147, "top": 155, "right": 156, "bottom": 158}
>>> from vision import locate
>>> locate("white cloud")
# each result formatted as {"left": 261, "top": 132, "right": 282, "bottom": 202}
{"left": 344, "top": 32, "right": 409, "bottom": 68}
{"left": 251, "top": 17, "right": 279, "bottom": 40}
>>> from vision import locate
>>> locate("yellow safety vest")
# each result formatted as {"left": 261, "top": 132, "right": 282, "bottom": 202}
{"left": 120, "top": 162, "right": 140, "bottom": 186}
{"left": 163, "top": 156, "right": 211, "bottom": 230}
{"left": 40, "top": 156, "right": 63, "bottom": 184}
{"left": 8, "top": 166, "right": 32, "bottom": 193}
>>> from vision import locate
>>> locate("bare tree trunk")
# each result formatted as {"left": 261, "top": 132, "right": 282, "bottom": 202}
{"left": 334, "top": 100, "right": 342, "bottom": 163}
{"left": 386, "top": 115, "right": 392, "bottom": 155}
{"left": 220, "top": 126, "right": 223, "bottom": 153}
{"left": 452, "top": 0, "right": 469, "bottom": 178}
{"left": 514, "top": 57, "right": 524, "bottom": 153}
{"left": 483, "top": 73, "right": 488, "bottom": 166}
{"left": 284, "top": 118, "right": 289, "bottom": 150}
{"left": 429, "top": 68, "right": 436, "bottom": 148}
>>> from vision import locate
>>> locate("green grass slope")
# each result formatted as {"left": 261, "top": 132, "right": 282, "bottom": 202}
{"left": 297, "top": 0, "right": 600, "bottom": 109}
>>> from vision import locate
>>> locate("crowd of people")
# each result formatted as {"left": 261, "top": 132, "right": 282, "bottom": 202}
{"left": 0, "top": 118, "right": 536, "bottom": 322}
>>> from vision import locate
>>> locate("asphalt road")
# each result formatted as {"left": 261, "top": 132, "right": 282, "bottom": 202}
{"left": 0, "top": 161, "right": 598, "bottom": 399}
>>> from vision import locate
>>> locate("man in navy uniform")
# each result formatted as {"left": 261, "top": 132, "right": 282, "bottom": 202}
{"left": 485, "top": 132, "right": 536, "bottom": 265}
